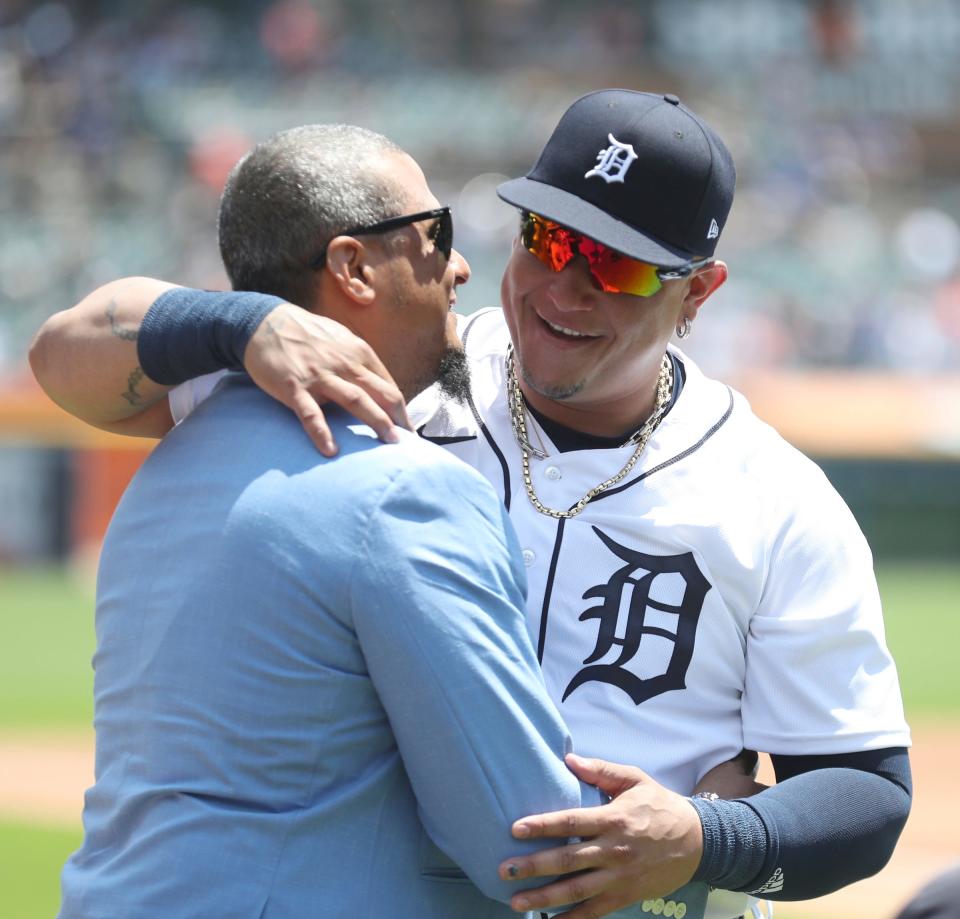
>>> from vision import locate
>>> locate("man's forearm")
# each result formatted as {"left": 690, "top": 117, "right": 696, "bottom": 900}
{"left": 29, "top": 277, "right": 179, "bottom": 430}
{"left": 30, "top": 280, "right": 408, "bottom": 453}
{"left": 691, "top": 747, "right": 911, "bottom": 899}
{"left": 30, "top": 280, "right": 283, "bottom": 438}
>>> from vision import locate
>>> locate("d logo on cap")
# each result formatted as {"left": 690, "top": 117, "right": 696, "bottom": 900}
{"left": 584, "top": 134, "right": 638, "bottom": 185}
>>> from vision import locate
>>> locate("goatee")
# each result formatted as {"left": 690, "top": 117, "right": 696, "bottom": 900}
{"left": 436, "top": 346, "right": 472, "bottom": 405}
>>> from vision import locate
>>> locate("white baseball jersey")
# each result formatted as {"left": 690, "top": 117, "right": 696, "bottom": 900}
{"left": 170, "top": 307, "right": 910, "bottom": 919}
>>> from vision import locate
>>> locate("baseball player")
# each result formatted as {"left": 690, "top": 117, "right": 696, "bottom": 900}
{"left": 32, "top": 91, "right": 912, "bottom": 919}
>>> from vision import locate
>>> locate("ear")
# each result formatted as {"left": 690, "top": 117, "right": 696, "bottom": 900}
{"left": 324, "top": 236, "right": 378, "bottom": 305}
{"left": 681, "top": 260, "right": 727, "bottom": 322}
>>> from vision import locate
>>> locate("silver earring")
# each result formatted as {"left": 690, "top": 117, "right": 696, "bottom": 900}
{"left": 676, "top": 317, "right": 692, "bottom": 339}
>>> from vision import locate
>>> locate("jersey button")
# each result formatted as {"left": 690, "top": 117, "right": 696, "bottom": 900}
{"left": 544, "top": 465, "right": 562, "bottom": 480}
{"left": 521, "top": 548, "right": 536, "bottom": 567}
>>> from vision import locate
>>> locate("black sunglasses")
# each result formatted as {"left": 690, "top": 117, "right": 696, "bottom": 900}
{"left": 312, "top": 206, "right": 453, "bottom": 269}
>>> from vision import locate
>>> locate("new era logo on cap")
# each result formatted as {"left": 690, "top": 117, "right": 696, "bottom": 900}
{"left": 497, "top": 89, "right": 736, "bottom": 268}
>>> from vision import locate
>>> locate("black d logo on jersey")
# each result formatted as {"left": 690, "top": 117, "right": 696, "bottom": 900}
{"left": 562, "top": 527, "right": 711, "bottom": 705}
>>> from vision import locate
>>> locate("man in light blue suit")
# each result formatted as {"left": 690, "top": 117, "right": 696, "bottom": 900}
{"left": 57, "top": 125, "right": 607, "bottom": 918}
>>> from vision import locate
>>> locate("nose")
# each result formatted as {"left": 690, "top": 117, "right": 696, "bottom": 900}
{"left": 547, "top": 254, "right": 598, "bottom": 311}
{"left": 450, "top": 247, "right": 471, "bottom": 287}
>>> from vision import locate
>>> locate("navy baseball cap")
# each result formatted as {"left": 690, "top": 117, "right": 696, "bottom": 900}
{"left": 497, "top": 89, "right": 736, "bottom": 269}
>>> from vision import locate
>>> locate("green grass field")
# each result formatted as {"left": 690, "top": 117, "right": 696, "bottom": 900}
{"left": 1, "top": 561, "right": 958, "bottom": 918}
{"left": 875, "top": 563, "right": 960, "bottom": 721}
{"left": 0, "top": 821, "right": 80, "bottom": 918}
{"left": 1, "top": 568, "right": 95, "bottom": 730}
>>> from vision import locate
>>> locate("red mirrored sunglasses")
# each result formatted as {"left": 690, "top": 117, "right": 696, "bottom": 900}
{"left": 520, "top": 211, "right": 710, "bottom": 297}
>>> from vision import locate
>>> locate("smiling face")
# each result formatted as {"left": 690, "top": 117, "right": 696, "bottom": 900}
{"left": 500, "top": 228, "right": 726, "bottom": 436}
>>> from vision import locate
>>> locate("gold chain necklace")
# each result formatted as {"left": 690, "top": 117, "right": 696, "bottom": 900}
{"left": 505, "top": 346, "right": 673, "bottom": 519}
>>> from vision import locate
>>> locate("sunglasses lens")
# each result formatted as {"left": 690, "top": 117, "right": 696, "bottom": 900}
{"left": 578, "top": 238, "right": 662, "bottom": 296}
{"left": 438, "top": 210, "right": 453, "bottom": 260}
{"left": 428, "top": 210, "right": 453, "bottom": 260}
{"left": 521, "top": 213, "right": 575, "bottom": 272}
{"left": 521, "top": 212, "right": 664, "bottom": 297}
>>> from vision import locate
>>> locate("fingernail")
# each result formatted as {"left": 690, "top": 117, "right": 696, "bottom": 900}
{"left": 513, "top": 897, "right": 529, "bottom": 911}
{"left": 506, "top": 863, "right": 520, "bottom": 878}
{"left": 513, "top": 823, "right": 530, "bottom": 838}
{"left": 384, "top": 427, "right": 399, "bottom": 443}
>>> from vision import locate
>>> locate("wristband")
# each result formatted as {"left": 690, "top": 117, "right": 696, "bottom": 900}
{"left": 137, "top": 288, "right": 286, "bottom": 385}
{"left": 689, "top": 795, "right": 767, "bottom": 892}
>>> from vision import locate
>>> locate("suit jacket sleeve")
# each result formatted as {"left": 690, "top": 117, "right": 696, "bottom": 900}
{"left": 350, "top": 453, "right": 603, "bottom": 902}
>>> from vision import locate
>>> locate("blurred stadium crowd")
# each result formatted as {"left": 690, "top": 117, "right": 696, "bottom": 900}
{"left": 3, "top": 0, "right": 960, "bottom": 378}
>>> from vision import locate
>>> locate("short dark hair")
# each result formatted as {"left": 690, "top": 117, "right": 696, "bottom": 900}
{"left": 218, "top": 124, "right": 405, "bottom": 307}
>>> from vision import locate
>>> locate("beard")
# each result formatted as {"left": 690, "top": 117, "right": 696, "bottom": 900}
{"left": 435, "top": 345, "right": 472, "bottom": 405}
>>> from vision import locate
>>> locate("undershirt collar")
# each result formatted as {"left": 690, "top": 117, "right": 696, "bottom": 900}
{"left": 523, "top": 352, "right": 686, "bottom": 454}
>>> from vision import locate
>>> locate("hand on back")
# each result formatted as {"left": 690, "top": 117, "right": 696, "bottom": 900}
{"left": 244, "top": 303, "right": 412, "bottom": 455}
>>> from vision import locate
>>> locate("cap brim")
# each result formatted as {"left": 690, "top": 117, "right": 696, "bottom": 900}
{"left": 497, "top": 177, "right": 696, "bottom": 269}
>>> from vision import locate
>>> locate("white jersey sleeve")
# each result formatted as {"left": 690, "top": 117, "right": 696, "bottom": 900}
{"left": 168, "top": 370, "right": 230, "bottom": 424}
{"left": 741, "top": 440, "right": 909, "bottom": 753}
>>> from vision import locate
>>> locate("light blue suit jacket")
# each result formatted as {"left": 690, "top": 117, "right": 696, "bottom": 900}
{"left": 59, "top": 374, "right": 603, "bottom": 918}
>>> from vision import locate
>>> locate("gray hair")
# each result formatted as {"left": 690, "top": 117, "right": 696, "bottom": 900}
{"left": 218, "top": 124, "right": 406, "bottom": 307}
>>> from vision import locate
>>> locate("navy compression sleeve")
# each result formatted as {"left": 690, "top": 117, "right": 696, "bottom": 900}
{"left": 690, "top": 746, "right": 911, "bottom": 899}
{"left": 137, "top": 288, "right": 284, "bottom": 385}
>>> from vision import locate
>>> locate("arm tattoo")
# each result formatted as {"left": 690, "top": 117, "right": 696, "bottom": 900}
{"left": 106, "top": 298, "right": 140, "bottom": 341}
{"left": 120, "top": 366, "right": 145, "bottom": 406}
